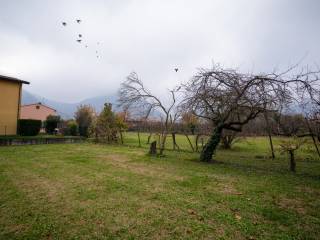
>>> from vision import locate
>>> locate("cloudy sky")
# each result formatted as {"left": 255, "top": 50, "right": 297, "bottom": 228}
{"left": 0, "top": 0, "right": 319, "bottom": 102}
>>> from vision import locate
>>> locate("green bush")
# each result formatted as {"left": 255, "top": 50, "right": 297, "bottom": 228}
{"left": 67, "top": 120, "right": 78, "bottom": 136}
{"left": 45, "top": 115, "right": 61, "bottom": 134}
{"left": 78, "top": 126, "right": 89, "bottom": 137}
{"left": 18, "top": 119, "right": 42, "bottom": 136}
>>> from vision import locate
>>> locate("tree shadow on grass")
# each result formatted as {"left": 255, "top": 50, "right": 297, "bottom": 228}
{"left": 186, "top": 155, "right": 320, "bottom": 181}
{"left": 217, "top": 160, "right": 320, "bottom": 181}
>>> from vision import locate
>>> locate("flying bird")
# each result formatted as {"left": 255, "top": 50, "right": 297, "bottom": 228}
{"left": 76, "top": 19, "right": 81, "bottom": 23}
{"left": 62, "top": 22, "right": 67, "bottom": 26}
{"left": 85, "top": 45, "right": 88, "bottom": 48}
{"left": 77, "top": 39, "right": 82, "bottom": 43}
{"left": 78, "top": 34, "right": 82, "bottom": 38}
{"left": 174, "top": 68, "right": 179, "bottom": 72}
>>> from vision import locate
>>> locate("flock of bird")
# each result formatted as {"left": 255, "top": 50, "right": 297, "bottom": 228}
{"left": 61, "top": 19, "right": 101, "bottom": 59}
{"left": 61, "top": 19, "right": 179, "bottom": 71}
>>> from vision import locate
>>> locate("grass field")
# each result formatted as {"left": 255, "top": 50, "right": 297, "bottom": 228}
{"left": 0, "top": 134, "right": 320, "bottom": 239}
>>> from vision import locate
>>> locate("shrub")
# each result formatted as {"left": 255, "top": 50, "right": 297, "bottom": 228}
{"left": 45, "top": 115, "right": 61, "bottom": 134}
{"left": 18, "top": 119, "right": 41, "bottom": 136}
{"left": 91, "top": 103, "right": 118, "bottom": 143}
{"left": 67, "top": 120, "right": 78, "bottom": 136}
{"left": 75, "top": 105, "right": 95, "bottom": 137}
{"left": 60, "top": 120, "right": 78, "bottom": 136}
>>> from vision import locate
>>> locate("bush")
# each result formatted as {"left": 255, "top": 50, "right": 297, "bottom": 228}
{"left": 60, "top": 120, "right": 78, "bottom": 136}
{"left": 45, "top": 115, "right": 61, "bottom": 134}
{"left": 78, "top": 126, "right": 89, "bottom": 137}
{"left": 75, "top": 105, "right": 95, "bottom": 137}
{"left": 67, "top": 120, "right": 78, "bottom": 136}
{"left": 18, "top": 119, "right": 41, "bottom": 136}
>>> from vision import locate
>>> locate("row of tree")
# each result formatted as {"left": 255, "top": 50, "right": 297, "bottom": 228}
{"left": 57, "top": 103, "right": 128, "bottom": 143}
{"left": 118, "top": 64, "right": 320, "bottom": 163}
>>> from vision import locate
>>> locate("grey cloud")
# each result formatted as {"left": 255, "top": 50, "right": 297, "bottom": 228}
{"left": 0, "top": 0, "right": 319, "bottom": 102}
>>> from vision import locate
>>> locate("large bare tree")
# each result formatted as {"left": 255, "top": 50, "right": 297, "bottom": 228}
{"left": 118, "top": 72, "right": 180, "bottom": 155}
{"left": 182, "top": 64, "right": 319, "bottom": 162}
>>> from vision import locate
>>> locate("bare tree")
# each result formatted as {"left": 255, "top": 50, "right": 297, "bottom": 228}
{"left": 118, "top": 72, "right": 180, "bottom": 155}
{"left": 182, "top": 64, "right": 319, "bottom": 162}
{"left": 220, "top": 129, "right": 239, "bottom": 149}
{"left": 279, "top": 137, "right": 306, "bottom": 172}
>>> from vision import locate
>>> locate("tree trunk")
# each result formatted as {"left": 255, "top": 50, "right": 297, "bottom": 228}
{"left": 267, "top": 133, "right": 275, "bottom": 159}
{"left": 305, "top": 118, "right": 320, "bottom": 159}
{"left": 289, "top": 150, "right": 296, "bottom": 172}
{"left": 172, "top": 132, "right": 180, "bottom": 151}
{"left": 195, "top": 134, "right": 201, "bottom": 152}
{"left": 172, "top": 132, "right": 176, "bottom": 150}
{"left": 147, "top": 132, "right": 152, "bottom": 144}
{"left": 159, "top": 134, "right": 167, "bottom": 155}
{"left": 185, "top": 134, "right": 195, "bottom": 152}
{"left": 200, "top": 126, "right": 223, "bottom": 162}
{"left": 119, "top": 130, "right": 124, "bottom": 144}
{"left": 264, "top": 112, "right": 275, "bottom": 159}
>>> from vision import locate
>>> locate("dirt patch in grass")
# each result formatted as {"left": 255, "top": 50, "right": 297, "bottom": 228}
{"left": 97, "top": 154, "right": 185, "bottom": 181}
{"left": 214, "top": 176, "right": 243, "bottom": 196}
{"left": 10, "top": 171, "right": 66, "bottom": 204}
{"left": 277, "top": 197, "right": 307, "bottom": 215}
{"left": 219, "top": 185, "right": 243, "bottom": 195}
{"left": 296, "top": 186, "right": 320, "bottom": 196}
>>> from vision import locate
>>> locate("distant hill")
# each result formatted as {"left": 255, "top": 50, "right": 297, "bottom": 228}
{"left": 21, "top": 90, "right": 118, "bottom": 119}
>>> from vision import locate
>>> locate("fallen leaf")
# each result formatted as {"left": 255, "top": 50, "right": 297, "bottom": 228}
{"left": 235, "top": 214, "right": 242, "bottom": 221}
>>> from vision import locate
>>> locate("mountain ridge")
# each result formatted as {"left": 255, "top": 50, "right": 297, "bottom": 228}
{"left": 21, "top": 90, "right": 118, "bottom": 119}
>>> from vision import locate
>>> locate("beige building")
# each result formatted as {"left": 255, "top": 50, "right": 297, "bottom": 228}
{"left": 20, "top": 103, "right": 57, "bottom": 121}
{"left": 0, "top": 75, "right": 30, "bottom": 135}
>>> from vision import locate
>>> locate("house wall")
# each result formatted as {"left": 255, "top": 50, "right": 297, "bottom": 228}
{"left": 0, "top": 80, "right": 21, "bottom": 135}
{"left": 20, "top": 104, "right": 57, "bottom": 121}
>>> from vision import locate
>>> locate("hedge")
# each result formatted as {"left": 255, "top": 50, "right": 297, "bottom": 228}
{"left": 18, "top": 119, "right": 42, "bottom": 136}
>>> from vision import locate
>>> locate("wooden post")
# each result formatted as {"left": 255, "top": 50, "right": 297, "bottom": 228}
{"left": 137, "top": 131, "right": 141, "bottom": 147}
{"left": 149, "top": 141, "right": 157, "bottom": 155}
{"left": 289, "top": 150, "right": 296, "bottom": 172}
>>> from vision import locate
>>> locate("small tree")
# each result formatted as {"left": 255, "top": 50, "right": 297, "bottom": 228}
{"left": 220, "top": 129, "right": 238, "bottom": 149}
{"left": 115, "top": 112, "right": 128, "bottom": 144}
{"left": 279, "top": 137, "right": 306, "bottom": 172}
{"left": 118, "top": 72, "right": 180, "bottom": 155}
{"left": 45, "top": 115, "right": 61, "bottom": 134}
{"left": 75, "top": 105, "right": 95, "bottom": 137}
{"left": 67, "top": 120, "right": 78, "bottom": 136}
{"left": 92, "top": 103, "right": 118, "bottom": 143}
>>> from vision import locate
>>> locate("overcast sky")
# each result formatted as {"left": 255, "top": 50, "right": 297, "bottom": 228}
{"left": 0, "top": 0, "right": 319, "bottom": 102}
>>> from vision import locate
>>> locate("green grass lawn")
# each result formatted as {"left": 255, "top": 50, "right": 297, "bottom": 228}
{"left": 0, "top": 136, "right": 320, "bottom": 239}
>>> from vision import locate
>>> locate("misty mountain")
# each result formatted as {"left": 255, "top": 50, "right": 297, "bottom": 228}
{"left": 21, "top": 90, "right": 118, "bottom": 119}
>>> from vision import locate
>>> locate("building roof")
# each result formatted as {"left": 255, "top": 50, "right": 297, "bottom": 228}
{"left": 21, "top": 102, "right": 57, "bottom": 112}
{"left": 0, "top": 74, "right": 30, "bottom": 85}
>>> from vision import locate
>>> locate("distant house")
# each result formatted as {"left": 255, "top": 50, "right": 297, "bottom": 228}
{"left": 20, "top": 103, "right": 57, "bottom": 121}
{"left": 0, "top": 75, "right": 30, "bottom": 135}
